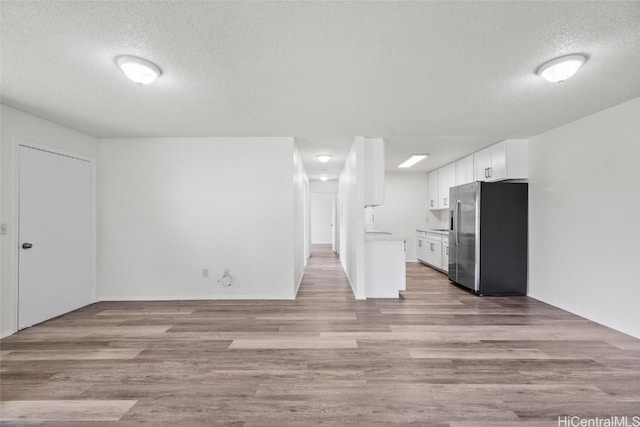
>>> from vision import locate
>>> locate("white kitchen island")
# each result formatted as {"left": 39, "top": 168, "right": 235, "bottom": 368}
{"left": 365, "top": 232, "right": 406, "bottom": 298}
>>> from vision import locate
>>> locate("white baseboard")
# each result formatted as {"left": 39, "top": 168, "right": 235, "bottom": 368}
{"left": 98, "top": 294, "right": 295, "bottom": 301}
{"left": 527, "top": 293, "right": 640, "bottom": 340}
{"left": 294, "top": 275, "right": 303, "bottom": 297}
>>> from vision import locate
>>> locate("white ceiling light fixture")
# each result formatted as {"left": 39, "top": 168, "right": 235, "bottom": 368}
{"left": 316, "top": 154, "right": 332, "bottom": 163}
{"left": 536, "top": 54, "right": 587, "bottom": 83}
{"left": 398, "top": 154, "right": 428, "bottom": 168}
{"left": 319, "top": 169, "right": 329, "bottom": 181}
{"left": 115, "top": 55, "right": 161, "bottom": 85}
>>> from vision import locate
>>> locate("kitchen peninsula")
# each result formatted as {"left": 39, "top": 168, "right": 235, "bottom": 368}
{"left": 365, "top": 231, "right": 406, "bottom": 298}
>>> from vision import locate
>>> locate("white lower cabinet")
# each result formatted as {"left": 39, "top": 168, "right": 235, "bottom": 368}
{"left": 416, "top": 231, "right": 427, "bottom": 262}
{"left": 416, "top": 238, "right": 426, "bottom": 262}
{"left": 416, "top": 230, "right": 448, "bottom": 273}
{"left": 425, "top": 234, "right": 442, "bottom": 269}
{"left": 442, "top": 236, "right": 449, "bottom": 273}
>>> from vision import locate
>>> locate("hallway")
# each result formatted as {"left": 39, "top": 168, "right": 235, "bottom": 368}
{"left": 296, "top": 244, "right": 354, "bottom": 300}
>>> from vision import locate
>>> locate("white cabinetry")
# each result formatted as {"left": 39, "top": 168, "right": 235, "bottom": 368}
{"left": 474, "top": 146, "right": 492, "bottom": 182}
{"left": 417, "top": 238, "right": 425, "bottom": 262}
{"left": 366, "top": 234, "right": 406, "bottom": 298}
{"left": 475, "top": 139, "right": 527, "bottom": 182}
{"left": 416, "top": 231, "right": 427, "bottom": 262}
{"left": 416, "top": 230, "right": 448, "bottom": 273}
{"left": 442, "top": 235, "right": 449, "bottom": 272}
{"left": 429, "top": 163, "right": 455, "bottom": 210}
{"left": 428, "top": 170, "right": 438, "bottom": 210}
{"left": 364, "top": 138, "right": 385, "bottom": 206}
{"left": 425, "top": 232, "right": 443, "bottom": 270}
{"left": 429, "top": 139, "right": 527, "bottom": 210}
{"left": 455, "top": 154, "right": 475, "bottom": 185}
{"left": 438, "top": 163, "right": 456, "bottom": 209}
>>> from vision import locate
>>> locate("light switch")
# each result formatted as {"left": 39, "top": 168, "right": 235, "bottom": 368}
{"left": 0, "top": 224, "right": 7, "bottom": 235}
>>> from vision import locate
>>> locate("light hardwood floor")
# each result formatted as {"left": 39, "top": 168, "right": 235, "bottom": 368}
{"left": 1, "top": 244, "right": 639, "bottom": 425}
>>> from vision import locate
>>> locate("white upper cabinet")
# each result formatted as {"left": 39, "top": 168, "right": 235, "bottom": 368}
{"left": 428, "top": 169, "right": 438, "bottom": 210}
{"left": 475, "top": 139, "right": 528, "bottom": 182}
{"left": 474, "top": 146, "right": 492, "bottom": 181}
{"left": 437, "top": 163, "right": 456, "bottom": 209}
{"left": 429, "top": 139, "right": 527, "bottom": 210}
{"left": 455, "top": 154, "right": 475, "bottom": 186}
{"left": 364, "top": 138, "right": 385, "bottom": 206}
{"left": 429, "top": 161, "right": 459, "bottom": 210}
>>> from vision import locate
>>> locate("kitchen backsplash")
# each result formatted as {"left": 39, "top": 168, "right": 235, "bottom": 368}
{"left": 421, "top": 209, "right": 450, "bottom": 230}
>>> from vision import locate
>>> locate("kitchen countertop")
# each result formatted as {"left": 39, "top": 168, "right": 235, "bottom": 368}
{"left": 366, "top": 231, "right": 406, "bottom": 241}
{"left": 416, "top": 228, "right": 449, "bottom": 235}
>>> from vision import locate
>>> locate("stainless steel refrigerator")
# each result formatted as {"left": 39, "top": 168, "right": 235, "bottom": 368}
{"left": 448, "top": 182, "right": 528, "bottom": 295}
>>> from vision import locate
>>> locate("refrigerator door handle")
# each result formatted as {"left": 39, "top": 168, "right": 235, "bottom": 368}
{"left": 455, "top": 200, "right": 461, "bottom": 246}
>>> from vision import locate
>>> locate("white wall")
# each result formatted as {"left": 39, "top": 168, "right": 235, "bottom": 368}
{"left": 369, "top": 172, "right": 431, "bottom": 261}
{"left": 529, "top": 96, "right": 640, "bottom": 339}
{"left": 338, "top": 137, "right": 366, "bottom": 299}
{"left": 309, "top": 181, "right": 338, "bottom": 193}
{"left": 293, "top": 144, "right": 309, "bottom": 295}
{"left": 0, "top": 105, "right": 99, "bottom": 337}
{"left": 98, "top": 137, "right": 297, "bottom": 300}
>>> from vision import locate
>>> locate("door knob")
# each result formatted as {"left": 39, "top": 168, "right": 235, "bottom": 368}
{"left": 22, "top": 242, "right": 33, "bottom": 249}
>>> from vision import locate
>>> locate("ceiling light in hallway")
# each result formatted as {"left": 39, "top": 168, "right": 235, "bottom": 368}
{"left": 116, "top": 55, "right": 161, "bottom": 85}
{"left": 537, "top": 54, "right": 587, "bottom": 83}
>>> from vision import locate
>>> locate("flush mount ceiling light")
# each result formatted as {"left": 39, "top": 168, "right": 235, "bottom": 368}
{"left": 316, "top": 154, "right": 332, "bottom": 163}
{"left": 398, "top": 154, "right": 428, "bottom": 168}
{"left": 536, "top": 54, "right": 587, "bottom": 83}
{"left": 115, "top": 55, "right": 161, "bottom": 85}
{"left": 319, "top": 170, "right": 329, "bottom": 181}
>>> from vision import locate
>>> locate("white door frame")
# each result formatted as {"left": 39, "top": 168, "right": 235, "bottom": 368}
{"left": 15, "top": 139, "right": 97, "bottom": 328}
{"left": 332, "top": 193, "right": 338, "bottom": 253}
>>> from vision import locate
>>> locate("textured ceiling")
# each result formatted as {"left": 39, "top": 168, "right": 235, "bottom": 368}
{"left": 2, "top": 1, "right": 639, "bottom": 179}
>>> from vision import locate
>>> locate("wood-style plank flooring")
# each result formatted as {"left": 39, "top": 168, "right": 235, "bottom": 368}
{"left": 1, "top": 244, "right": 639, "bottom": 425}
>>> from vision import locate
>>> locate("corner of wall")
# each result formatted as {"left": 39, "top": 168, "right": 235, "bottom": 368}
{"left": 1, "top": 105, "right": 99, "bottom": 336}
{"left": 337, "top": 137, "right": 366, "bottom": 300}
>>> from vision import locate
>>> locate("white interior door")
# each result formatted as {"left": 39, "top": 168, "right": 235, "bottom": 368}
{"left": 310, "top": 192, "right": 334, "bottom": 245}
{"left": 19, "top": 146, "right": 92, "bottom": 329}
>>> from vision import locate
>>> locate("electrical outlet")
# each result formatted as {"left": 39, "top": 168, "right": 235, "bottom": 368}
{"left": 0, "top": 224, "right": 7, "bottom": 235}
{"left": 219, "top": 268, "right": 232, "bottom": 287}
{"left": 202, "top": 268, "right": 209, "bottom": 278}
